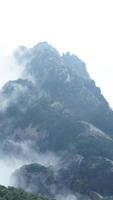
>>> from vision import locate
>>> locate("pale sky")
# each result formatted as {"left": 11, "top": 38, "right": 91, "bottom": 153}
{"left": 0, "top": 0, "right": 113, "bottom": 106}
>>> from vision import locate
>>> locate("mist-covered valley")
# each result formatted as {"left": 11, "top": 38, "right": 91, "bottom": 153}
{"left": 0, "top": 42, "right": 113, "bottom": 200}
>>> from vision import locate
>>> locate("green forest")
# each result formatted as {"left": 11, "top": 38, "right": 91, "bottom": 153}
{"left": 0, "top": 185, "right": 49, "bottom": 200}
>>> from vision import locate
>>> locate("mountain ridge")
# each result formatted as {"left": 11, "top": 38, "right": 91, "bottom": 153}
{"left": 0, "top": 42, "right": 113, "bottom": 199}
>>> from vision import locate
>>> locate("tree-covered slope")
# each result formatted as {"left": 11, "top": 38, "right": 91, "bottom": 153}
{"left": 0, "top": 185, "right": 48, "bottom": 200}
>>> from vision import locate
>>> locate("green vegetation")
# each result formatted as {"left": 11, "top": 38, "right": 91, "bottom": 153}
{"left": 0, "top": 185, "right": 49, "bottom": 200}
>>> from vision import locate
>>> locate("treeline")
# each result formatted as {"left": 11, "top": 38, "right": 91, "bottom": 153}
{"left": 0, "top": 185, "right": 49, "bottom": 200}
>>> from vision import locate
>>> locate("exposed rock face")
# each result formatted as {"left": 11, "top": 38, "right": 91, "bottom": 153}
{"left": 1, "top": 42, "right": 113, "bottom": 199}
{"left": 11, "top": 164, "right": 55, "bottom": 198}
{"left": 62, "top": 52, "right": 90, "bottom": 80}
{"left": 1, "top": 43, "right": 113, "bottom": 153}
{"left": 12, "top": 156, "right": 113, "bottom": 198}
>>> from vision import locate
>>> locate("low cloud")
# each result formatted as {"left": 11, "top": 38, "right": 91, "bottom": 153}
{"left": 56, "top": 193, "right": 78, "bottom": 200}
{"left": 0, "top": 158, "right": 26, "bottom": 186}
{"left": 0, "top": 52, "right": 23, "bottom": 88}
{"left": 0, "top": 139, "right": 60, "bottom": 187}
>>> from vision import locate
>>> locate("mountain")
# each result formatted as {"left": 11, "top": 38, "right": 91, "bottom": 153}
{"left": 11, "top": 158, "right": 113, "bottom": 198}
{"left": 1, "top": 42, "right": 113, "bottom": 199}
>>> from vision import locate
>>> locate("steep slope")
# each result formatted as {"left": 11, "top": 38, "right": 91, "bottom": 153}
{"left": 0, "top": 42, "right": 113, "bottom": 154}
{"left": 14, "top": 42, "right": 113, "bottom": 134}
{"left": 0, "top": 42, "right": 113, "bottom": 198}
{"left": 11, "top": 160, "right": 113, "bottom": 199}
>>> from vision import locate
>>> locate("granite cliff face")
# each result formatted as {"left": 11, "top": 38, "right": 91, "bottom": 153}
{"left": 11, "top": 156, "right": 113, "bottom": 198}
{"left": 0, "top": 42, "right": 113, "bottom": 199}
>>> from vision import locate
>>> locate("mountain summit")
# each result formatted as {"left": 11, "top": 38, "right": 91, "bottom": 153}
{"left": 1, "top": 42, "right": 113, "bottom": 199}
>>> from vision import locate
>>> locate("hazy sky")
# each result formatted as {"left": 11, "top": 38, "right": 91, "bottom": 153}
{"left": 0, "top": 0, "right": 113, "bottom": 106}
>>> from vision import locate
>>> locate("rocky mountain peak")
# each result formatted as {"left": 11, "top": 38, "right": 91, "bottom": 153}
{"left": 32, "top": 42, "right": 60, "bottom": 56}
{"left": 1, "top": 42, "right": 113, "bottom": 199}
{"left": 62, "top": 52, "right": 90, "bottom": 80}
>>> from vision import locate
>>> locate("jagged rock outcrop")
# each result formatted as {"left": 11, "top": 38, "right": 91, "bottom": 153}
{"left": 1, "top": 42, "right": 113, "bottom": 199}
{"left": 12, "top": 156, "right": 113, "bottom": 198}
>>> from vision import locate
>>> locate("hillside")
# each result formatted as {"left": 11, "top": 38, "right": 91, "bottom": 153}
{"left": 0, "top": 185, "right": 48, "bottom": 200}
